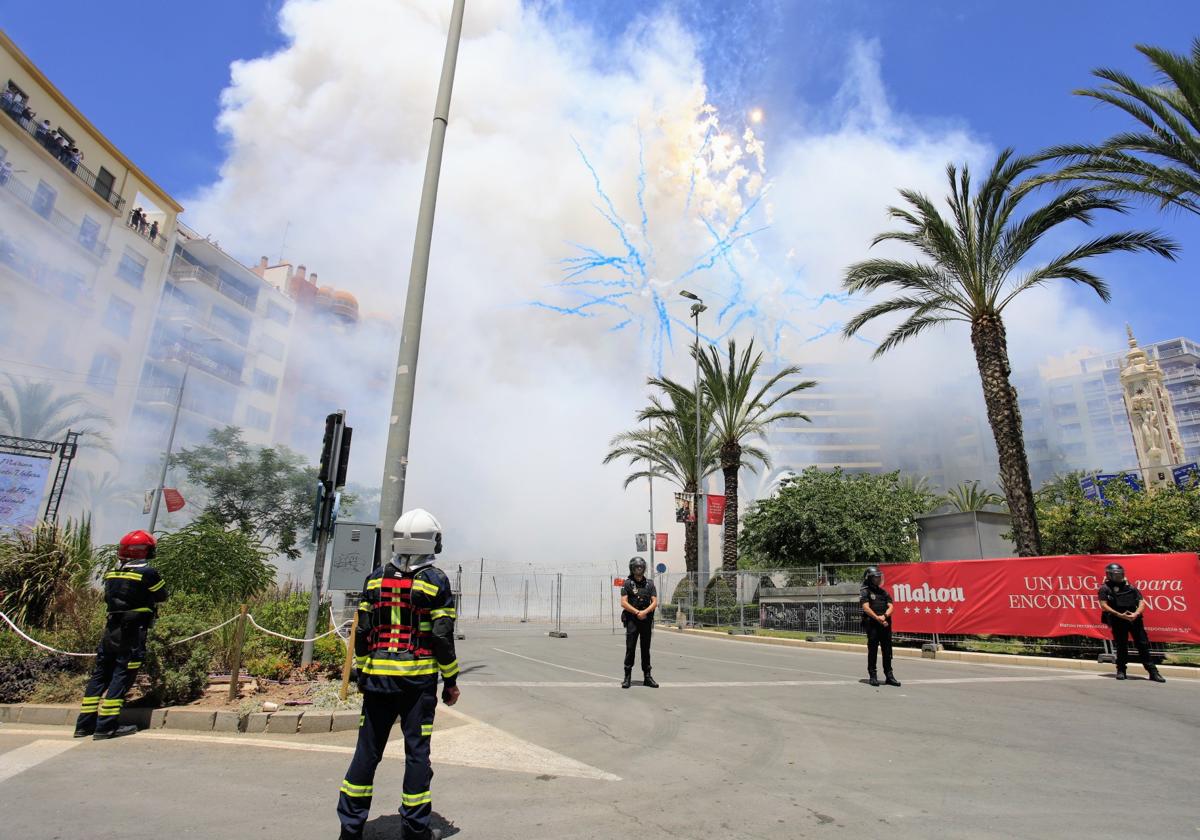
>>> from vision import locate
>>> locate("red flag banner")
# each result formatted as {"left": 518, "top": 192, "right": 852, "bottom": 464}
{"left": 655, "top": 533, "right": 668, "bottom": 551}
{"left": 163, "top": 488, "right": 186, "bottom": 513}
{"left": 881, "top": 553, "right": 1200, "bottom": 643}
{"left": 706, "top": 495, "right": 725, "bottom": 525}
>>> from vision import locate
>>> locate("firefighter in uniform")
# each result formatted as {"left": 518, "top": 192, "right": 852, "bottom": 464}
{"left": 75, "top": 530, "right": 168, "bottom": 739}
{"left": 620, "top": 556, "right": 658, "bottom": 689}
{"left": 1098, "top": 562, "right": 1166, "bottom": 683}
{"left": 860, "top": 566, "right": 900, "bottom": 687}
{"left": 337, "top": 509, "right": 460, "bottom": 840}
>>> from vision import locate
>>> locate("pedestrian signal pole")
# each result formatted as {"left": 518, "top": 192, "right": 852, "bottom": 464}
{"left": 302, "top": 410, "right": 352, "bottom": 665}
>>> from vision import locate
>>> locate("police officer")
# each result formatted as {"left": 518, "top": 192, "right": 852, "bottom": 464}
{"left": 337, "top": 509, "right": 460, "bottom": 840}
{"left": 1098, "top": 562, "right": 1166, "bottom": 683}
{"left": 75, "top": 530, "right": 169, "bottom": 739}
{"left": 859, "top": 566, "right": 900, "bottom": 687}
{"left": 620, "top": 556, "right": 658, "bottom": 689}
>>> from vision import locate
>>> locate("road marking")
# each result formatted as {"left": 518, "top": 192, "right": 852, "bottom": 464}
{"left": 662, "top": 648, "right": 854, "bottom": 678}
{"left": 491, "top": 647, "right": 619, "bottom": 680}
{"left": 463, "top": 674, "right": 1107, "bottom": 688}
{"left": 0, "top": 739, "right": 80, "bottom": 783}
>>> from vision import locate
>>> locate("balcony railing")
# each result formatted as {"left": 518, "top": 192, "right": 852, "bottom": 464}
{"left": 126, "top": 215, "right": 167, "bottom": 251}
{"left": 159, "top": 299, "right": 251, "bottom": 347}
{"left": 168, "top": 257, "right": 253, "bottom": 310}
{"left": 0, "top": 171, "right": 110, "bottom": 260}
{"left": 2, "top": 107, "right": 126, "bottom": 211}
{"left": 151, "top": 342, "right": 244, "bottom": 387}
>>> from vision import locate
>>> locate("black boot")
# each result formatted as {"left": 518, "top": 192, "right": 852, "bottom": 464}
{"left": 885, "top": 673, "right": 901, "bottom": 687}
{"left": 643, "top": 673, "right": 658, "bottom": 688}
{"left": 94, "top": 725, "right": 137, "bottom": 740}
{"left": 1148, "top": 667, "right": 1166, "bottom": 683}
{"left": 73, "top": 726, "right": 94, "bottom": 738}
{"left": 337, "top": 829, "right": 362, "bottom": 840}
{"left": 868, "top": 673, "right": 879, "bottom": 687}
{"left": 1115, "top": 668, "right": 1128, "bottom": 681}
{"left": 621, "top": 669, "right": 632, "bottom": 689}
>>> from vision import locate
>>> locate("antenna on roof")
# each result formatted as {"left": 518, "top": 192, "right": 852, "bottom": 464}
{"left": 278, "top": 221, "right": 291, "bottom": 263}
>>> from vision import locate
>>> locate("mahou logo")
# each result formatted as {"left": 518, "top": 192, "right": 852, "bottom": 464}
{"left": 892, "top": 582, "right": 965, "bottom": 603}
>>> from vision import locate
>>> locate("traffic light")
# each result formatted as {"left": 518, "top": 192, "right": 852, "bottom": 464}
{"left": 318, "top": 412, "right": 341, "bottom": 489}
{"left": 335, "top": 425, "right": 353, "bottom": 489}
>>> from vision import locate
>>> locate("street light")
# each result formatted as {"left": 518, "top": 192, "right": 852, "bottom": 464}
{"left": 679, "top": 290, "right": 707, "bottom": 595}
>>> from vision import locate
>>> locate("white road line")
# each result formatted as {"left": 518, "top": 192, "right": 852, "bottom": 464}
{"left": 464, "top": 674, "right": 1105, "bottom": 689}
{"left": 491, "top": 647, "right": 620, "bottom": 680}
{"left": 662, "top": 648, "right": 854, "bottom": 678}
{"left": 0, "top": 739, "right": 80, "bottom": 783}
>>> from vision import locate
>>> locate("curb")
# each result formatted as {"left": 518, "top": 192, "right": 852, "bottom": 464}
{"left": 665, "top": 627, "right": 1200, "bottom": 680}
{"left": 0, "top": 703, "right": 362, "bottom": 733}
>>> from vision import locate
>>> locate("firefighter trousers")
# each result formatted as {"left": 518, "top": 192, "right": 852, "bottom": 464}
{"left": 337, "top": 686, "right": 438, "bottom": 838}
{"left": 76, "top": 620, "right": 147, "bottom": 734}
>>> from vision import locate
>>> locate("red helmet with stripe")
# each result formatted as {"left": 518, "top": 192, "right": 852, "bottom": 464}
{"left": 118, "top": 530, "right": 157, "bottom": 561}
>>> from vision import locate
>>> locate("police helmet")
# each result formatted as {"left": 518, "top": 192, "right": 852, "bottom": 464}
{"left": 1105, "top": 562, "right": 1126, "bottom": 583}
{"left": 863, "top": 565, "right": 883, "bottom": 584}
{"left": 629, "top": 556, "right": 647, "bottom": 575}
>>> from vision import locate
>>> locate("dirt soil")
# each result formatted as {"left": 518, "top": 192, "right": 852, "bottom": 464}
{"left": 186, "top": 677, "right": 343, "bottom": 710}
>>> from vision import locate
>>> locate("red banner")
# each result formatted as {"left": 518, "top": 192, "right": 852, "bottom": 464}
{"left": 881, "top": 554, "right": 1200, "bottom": 642}
{"left": 163, "top": 488, "right": 186, "bottom": 513}
{"left": 706, "top": 495, "right": 725, "bottom": 525}
{"left": 655, "top": 533, "right": 668, "bottom": 551}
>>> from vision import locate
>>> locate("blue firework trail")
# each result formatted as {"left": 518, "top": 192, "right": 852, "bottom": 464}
{"left": 533, "top": 128, "right": 867, "bottom": 369}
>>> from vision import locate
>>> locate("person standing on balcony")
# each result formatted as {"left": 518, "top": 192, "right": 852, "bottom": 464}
{"left": 68, "top": 147, "right": 81, "bottom": 172}
{"left": 130, "top": 207, "right": 142, "bottom": 230}
{"left": 35, "top": 118, "right": 50, "bottom": 144}
{"left": 149, "top": 220, "right": 159, "bottom": 243}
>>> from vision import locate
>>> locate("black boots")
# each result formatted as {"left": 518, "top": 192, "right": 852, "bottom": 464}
{"left": 868, "top": 673, "right": 900, "bottom": 687}
{"left": 1115, "top": 669, "right": 1128, "bottom": 680}
{"left": 94, "top": 725, "right": 137, "bottom": 740}
{"left": 621, "top": 669, "right": 632, "bottom": 689}
{"left": 885, "top": 673, "right": 901, "bottom": 687}
{"left": 73, "top": 727, "right": 94, "bottom": 738}
{"left": 622, "top": 670, "right": 658, "bottom": 688}
{"left": 643, "top": 673, "right": 658, "bottom": 688}
{"left": 868, "top": 673, "right": 879, "bottom": 687}
{"left": 1148, "top": 667, "right": 1166, "bottom": 683}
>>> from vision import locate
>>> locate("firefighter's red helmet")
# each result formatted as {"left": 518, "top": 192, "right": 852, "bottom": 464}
{"left": 118, "top": 530, "right": 157, "bottom": 561}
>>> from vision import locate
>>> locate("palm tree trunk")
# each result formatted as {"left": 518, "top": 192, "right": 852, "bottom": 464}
{"left": 720, "top": 443, "right": 740, "bottom": 572}
{"left": 971, "top": 316, "right": 1042, "bottom": 556}
{"left": 684, "top": 480, "right": 697, "bottom": 575}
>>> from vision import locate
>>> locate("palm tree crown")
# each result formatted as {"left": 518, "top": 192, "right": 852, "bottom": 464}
{"left": 0, "top": 374, "right": 113, "bottom": 449}
{"left": 1042, "top": 39, "right": 1200, "bottom": 214}
{"left": 842, "top": 149, "right": 1177, "bottom": 556}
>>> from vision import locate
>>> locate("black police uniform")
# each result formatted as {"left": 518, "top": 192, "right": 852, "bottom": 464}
{"left": 337, "top": 561, "right": 458, "bottom": 840}
{"left": 1098, "top": 580, "right": 1157, "bottom": 677}
{"left": 76, "top": 561, "right": 168, "bottom": 735}
{"left": 622, "top": 575, "right": 657, "bottom": 677}
{"left": 859, "top": 582, "right": 894, "bottom": 681}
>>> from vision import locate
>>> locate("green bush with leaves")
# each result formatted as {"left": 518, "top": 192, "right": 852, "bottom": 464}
{"left": 141, "top": 613, "right": 213, "bottom": 706}
{"left": 1037, "top": 475, "right": 1200, "bottom": 555}
{"left": 245, "top": 653, "right": 293, "bottom": 681}
{"left": 154, "top": 516, "right": 274, "bottom": 605}
{"left": 0, "top": 517, "right": 97, "bottom": 628}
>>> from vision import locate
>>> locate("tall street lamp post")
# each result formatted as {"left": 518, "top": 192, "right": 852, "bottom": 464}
{"left": 679, "top": 290, "right": 707, "bottom": 601}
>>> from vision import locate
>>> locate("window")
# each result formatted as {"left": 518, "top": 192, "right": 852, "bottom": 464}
{"left": 211, "top": 306, "right": 250, "bottom": 344}
{"left": 0, "top": 142, "right": 7, "bottom": 163}
{"left": 78, "top": 215, "right": 100, "bottom": 251}
{"left": 116, "top": 246, "right": 147, "bottom": 288}
{"left": 1053, "top": 403, "right": 1078, "bottom": 420}
{"left": 245, "top": 405, "right": 272, "bottom": 432}
{"left": 87, "top": 351, "right": 120, "bottom": 394}
{"left": 266, "top": 301, "right": 291, "bottom": 325}
{"left": 102, "top": 295, "right": 135, "bottom": 338}
{"left": 259, "top": 333, "right": 286, "bottom": 361}
{"left": 33, "top": 180, "right": 56, "bottom": 218}
{"left": 251, "top": 369, "right": 278, "bottom": 395}
{"left": 94, "top": 166, "right": 115, "bottom": 203}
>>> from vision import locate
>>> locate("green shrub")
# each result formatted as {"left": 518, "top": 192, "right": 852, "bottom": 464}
{"left": 245, "top": 653, "right": 292, "bottom": 681}
{"left": 0, "top": 653, "right": 78, "bottom": 703}
{"left": 313, "top": 633, "right": 349, "bottom": 679}
{"left": 142, "top": 613, "right": 213, "bottom": 706}
{"left": 0, "top": 517, "right": 97, "bottom": 628}
{"left": 28, "top": 670, "right": 87, "bottom": 703}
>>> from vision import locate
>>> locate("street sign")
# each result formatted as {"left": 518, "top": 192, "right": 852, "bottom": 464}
{"left": 1173, "top": 462, "right": 1200, "bottom": 489}
{"left": 655, "top": 562, "right": 667, "bottom": 574}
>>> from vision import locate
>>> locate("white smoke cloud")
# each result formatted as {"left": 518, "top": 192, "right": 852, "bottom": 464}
{"left": 183, "top": 1, "right": 1118, "bottom": 573}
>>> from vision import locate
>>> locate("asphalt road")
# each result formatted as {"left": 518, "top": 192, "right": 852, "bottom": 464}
{"left": 2, "top": 625, "right": 1197, "bottom": 840}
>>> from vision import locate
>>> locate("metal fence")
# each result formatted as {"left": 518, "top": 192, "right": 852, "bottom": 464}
{"left": 447, "top": 565, "right": 1199, "bottom": 665}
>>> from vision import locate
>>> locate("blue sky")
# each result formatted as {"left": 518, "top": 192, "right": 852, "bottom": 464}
{"left": 4, "top": 0, "right": 1198, "bottom": 346}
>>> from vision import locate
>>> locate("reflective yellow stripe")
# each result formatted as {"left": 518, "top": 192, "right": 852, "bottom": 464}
{"left": 359, "top": 715, "right": 365, "bottom": 727}
{"left": 80, "top": 701, "right": 99, "bottom": 711}
{"left": 418, "top": 622, "right": 433, "bottom": 632}
{"left": 366, "top": 579, "right": 382, "bottom": 590}
{"left": 104, "top": 572, "right": 144, "bottom": 581}
{"left": 430, "top": 607, "right": 456, "bottom": 620}
{"left": 362, "top": 660, "right": 438, "bottom": 676}
{"left": 355, "top": 655, "right": 367, "bottom": 669}
{"left": 340, "top": 780, "right": 373, "bottom": 797}
{"left": 400, "top": 790, "right": 432, "bottom": 806}
{"left": 358, "top": 601, "right": 371, "bottom": 612}
{"left": 126, "top": 607, "right": 153, "bottom": 613}
{"left": 148, "top": 580, "right": 165, "bottom": 592}
{"left": 420, "top": 724, "right": 433, "bottom": 737}
{"left": 127, "top": 662, "right": 142, "bottom": 669}
{"left": 411, "top": 580, "right": 438, "bottom": 596}
{"left": 439, "top": 660, "right": 459, "bottom": 678}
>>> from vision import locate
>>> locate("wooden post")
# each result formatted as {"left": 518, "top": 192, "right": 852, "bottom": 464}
{"left": 339, "top": 609, "right": 360, "bottom": 702}
{"left": 227, "top": 604, "right": 248, "bottom": 703}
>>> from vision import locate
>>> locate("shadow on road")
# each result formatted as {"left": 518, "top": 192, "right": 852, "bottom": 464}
{"left": 366, "top": 811, "right": 460, "bottom": 838}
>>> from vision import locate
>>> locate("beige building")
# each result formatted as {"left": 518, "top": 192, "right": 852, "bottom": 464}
{"left": 0, "top": 30, "right": 180, "bottom": 480}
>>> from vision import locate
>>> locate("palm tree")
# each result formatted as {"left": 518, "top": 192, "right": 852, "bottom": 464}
{"left": 0, "top": 374, "right": 113, "bottom": 449}
{"left": 842, "top": 150, "right": 1177, "bottom": 556}
{"left": 697, "top": 339, "right": 816, "bottom": 572}
{"left": 604, "top": 379, "right": 718, "bottom": 574}
{"left": 65, "top": 471, "right": 141, "bottom": 529}
{"left": 944, "top": 480, "right": 1005, "bottom": 513}
{"left": 1041, "top": 39, "right": 1200, "bottom": 215}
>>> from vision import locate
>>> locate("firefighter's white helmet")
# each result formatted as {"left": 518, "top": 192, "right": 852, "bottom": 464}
{"left": 392, "top": 508, "right": 443, "bottom": 558}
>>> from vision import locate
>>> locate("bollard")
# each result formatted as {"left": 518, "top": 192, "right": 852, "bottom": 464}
{"left": 339, "top": 609, "right": 360, "bottom": 702}
{"left": 227, "top": 604, "right": 248, "bottom": 703}
{"left": 549, "top": 572, "right": 568, "bottom": 638}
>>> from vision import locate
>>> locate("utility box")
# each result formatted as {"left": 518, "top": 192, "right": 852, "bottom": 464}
{"left": 915, "top": 510, "right": 1015, "bottom": 562}
{"left": 327, "top": 521, "right": 379, "bottom": 591}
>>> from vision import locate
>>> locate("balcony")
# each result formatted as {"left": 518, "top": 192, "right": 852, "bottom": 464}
{"left": 125, "top": 214, "right": 167, "bottom": 251}
{"left": 0, "top": 228, "right": 97, "bottom": 310}
{"left": 150, "top": 342, "right": 243, "bottom": 387}
{"left": 0, "top": 171, "right": 110, "bottom": 260}
{"left": 168, "top": 257, "right": 253, "bottom": 310}
{"left": 159, "top": 299, "right": 250, "bottom": 348}
{"left": 2, "top": 108, "right": 125, "bottom": 211}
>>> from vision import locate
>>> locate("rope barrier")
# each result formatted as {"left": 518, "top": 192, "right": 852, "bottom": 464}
{"left": 247, "top": 614, "right": 351, "bottom": 644}
{"left": 167, "top": 614, "right": 243, "bottom": 646}
{"left": 0, "top": 610, "right": 95, "bottom": 657}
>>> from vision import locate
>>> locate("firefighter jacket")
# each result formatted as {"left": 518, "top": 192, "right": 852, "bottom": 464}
{"left": 355, "top": 560, "right": 459, "bottom": 693}
{"left": 103, "top": 561, "right": 169, "bottom": 623}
